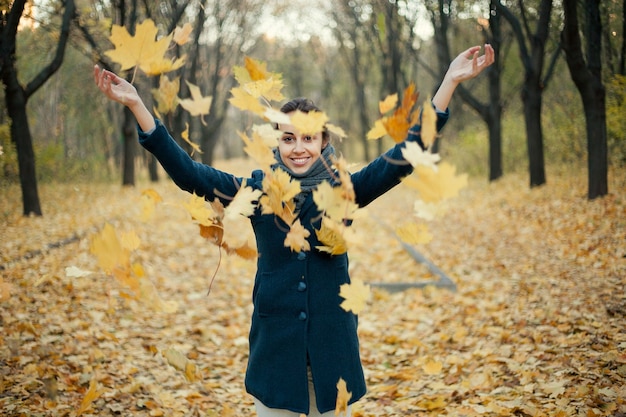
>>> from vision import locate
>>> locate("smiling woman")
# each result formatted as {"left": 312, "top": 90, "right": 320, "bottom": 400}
{"left": 93, "top": 42, "right": 494, "bottom": 416}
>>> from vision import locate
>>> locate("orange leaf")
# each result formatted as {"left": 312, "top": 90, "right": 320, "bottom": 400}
{"left": 76, "top": 377, "right": 105, "bottom": 415}
{"left": 335, "top": 377, "right": 352, "bottom": 416}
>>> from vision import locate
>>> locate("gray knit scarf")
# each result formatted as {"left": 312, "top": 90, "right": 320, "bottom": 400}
{"left": 273, "top": 145, "right": 336, "bottom": 210}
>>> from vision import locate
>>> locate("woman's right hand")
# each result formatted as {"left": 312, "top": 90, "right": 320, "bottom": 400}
{"left": 94, "top": 65, "right": 140, "bottom": 107}
{"left": 93, "top": 65, "right": 156, "bottom": 132}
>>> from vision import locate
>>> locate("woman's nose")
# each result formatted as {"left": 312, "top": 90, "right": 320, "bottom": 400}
{"left": 293, "top": 138, "right": 305, "bottom": 152}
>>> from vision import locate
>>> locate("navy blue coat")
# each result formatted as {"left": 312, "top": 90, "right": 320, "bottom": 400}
{"left": 138, "top": 109, "right": 449, "bottom": 414}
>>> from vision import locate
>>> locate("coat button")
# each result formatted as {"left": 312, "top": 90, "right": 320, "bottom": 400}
{"left": 297, "top": 252, "right": 307, "bottom": 260}
{"left": 298, "top": 311, "right": 307, "bottom": 321}
{"left": 297, "top": 281, "right": 307, "bottom": 292}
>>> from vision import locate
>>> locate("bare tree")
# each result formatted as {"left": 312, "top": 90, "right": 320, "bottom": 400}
{"left": 496, "top": 0, "right": 561, "bottom": 188}
{"left": 1, "top": 0, "right": 76, "bottom": 216}
{"left": 426, "top": 0, "right": 505, "bottom": 181}
{"left": 561, "top": 0, "right": 608, "bottom": 199}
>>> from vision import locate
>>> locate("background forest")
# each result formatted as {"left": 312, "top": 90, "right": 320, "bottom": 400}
{"left": 1, "top": 1, "right": 625, "bottom": 416}
{"left": 0, "top": 0, "right": 624, "bottom": 210}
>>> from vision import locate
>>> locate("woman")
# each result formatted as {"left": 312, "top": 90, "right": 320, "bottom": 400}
{"left": 94, "top": 44, "right": 494, "bottom": 417}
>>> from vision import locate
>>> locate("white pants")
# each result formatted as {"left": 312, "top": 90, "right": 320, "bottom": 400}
{"left": 253, "top": 368, "right": 353, "bottom": 417}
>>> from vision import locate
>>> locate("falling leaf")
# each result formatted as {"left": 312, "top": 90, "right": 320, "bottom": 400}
{"left": 413, "top": 199, "right": 440, "bottom": 221}
{"left": 401, "top": 141, "right": 440, "bottom": 169}
{"left": 90, "top": 223, "right": 129, "bottom": 272}
{"left": 313, "top": 182, "right": 359, "bottom": 223}
{"left": 76, "top": 377, "right": 105, "bottom": 415}
{"left": 367, "top": 118, "right": 388, "bottom": 140}
{"left": 403, "top": 162, "right": 468, "bottom": 203}
{"left": 316, "top": 218, "right": 349, "bottom": 255}
{"left": 104, "top": 19, "right": 185, "bottom": 75}
{"left": 223, "top": 185, "right": 262, "bottom": 220}
{"left": 290, "top": 110, "right": 329, "bottom": 136}
{"left": 182, "top": 193, "right": 218, "bottom": 227}
{"left": 179, "top": 81, "right": 212, "bottom": 119}
{"left": 326, "top": 123, "right": 347, "bottom": 140}
{"left": 229, "top": 86, "right": 267, "bottom": 116}
{"left": 335, "top": 377, "right": 352, "bottom": 416}
{"left": 420, "top": 97, "right": 438, "bottom": 148}
{"left": 152, "top": 75, "right": 180, "bottom": 115}
{"left": 382, "top": 83, "right": 420, "bottom": 143}
{"left": 238, "top": 130, "right": 276, "bottom": 169}
{"left": 339, "top": 278, "right": 370, "bottom": 314}
{"left": 173, "top": 22, "right": 193, "bottom": 45}
{"left": 395, "top": 222, "right": 433, "bottom": 245}
{"left": 181, "top": 123, "right": 203, "bottom": 155}
{"left": 284, "top": 219, "right": 311, "bottom": 252}
{"left": 379, "top": 93, "right": 398, "bottom": 114}
{"left": 260, "top": 170, "right": 301, "bottom": 224}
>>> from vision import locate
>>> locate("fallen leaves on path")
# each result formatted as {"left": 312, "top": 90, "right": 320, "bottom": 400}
{"left": 1, "top": 162, "right": 624, "bottom": 416}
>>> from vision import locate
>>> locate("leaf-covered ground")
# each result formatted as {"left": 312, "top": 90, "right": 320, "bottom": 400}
{"left": 1, "top": 161, "right": 625, "bottom": 417}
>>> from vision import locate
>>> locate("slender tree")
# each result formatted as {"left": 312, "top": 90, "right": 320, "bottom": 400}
{"left": 496, "top": 0, "right": 557, "bottom": 187}
{"left": 1, "top": 0, "right": 76, "bottom": 216}
{"left": 561, "top": 0, "right": 608, "bottom": 199}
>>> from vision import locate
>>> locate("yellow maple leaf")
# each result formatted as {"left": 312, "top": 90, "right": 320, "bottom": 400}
{"left": 90, "top": 223, "right": 129, "bottom": 272}
{"left": 76, "top": 377, "right": 105, "bottom": 415}
{"left": 260, "top": 170, "right": 301, "bottom": 223}
{"left": 339, "top": 278, "right": 370, "bottom": 314}
{"left": 395, "top": 222, "right": 433, "bottom": 245}
{"left": 313, "top": 182, "right": 359, "bottom": 223}
{"left": 223, "top": 185, "right": 262, "bottom": 220}
{"left": 366, "top": 118, "right": 388, "bottom": 140}
{"left": 238, "top": 130, "right": 276, "bottom": 169}
{"left": 335, "top": 377, "right": 352, "bottom": 416}
{"left": 152, "top": 74, "right": 180, "bottom": 115}
{"left": 179, "top": 81, "right": 212, "bottom": 119}
{"left": 181, "top": 123, "right": 203, "bottom": 156}
{"left": 182, "top": 193, "right": 218, "bottom": 227}
{"left": 290, "top": 110, "right": 329, "bottom": 136}
{"left": 229, "top": 86, "right": 267, "bottom": 116}
{"left": 326, "top": 123, "right": 347, "bottom": 140}
{"left": 401, "top": 141, "right": 441, "bottom": 169}
{"left": 420, "top": 96, "right": 438, "bottom": 148}
{"left": 408, "top": 163, "right": 468, "bottom": 203}
{"left": 105, "top": 19, "right": 184, "bottom": 75}
{"left": 284, "top": 219, "right": 311, "bottom": 252}
{"left": 379, "top": 93, "right": 398, "bottom": 114}
{"left": 173, "top": 22, "right": 193, "bottom": 45}
{"left": 316, "top": 218, "right": 348, "bottom": 255}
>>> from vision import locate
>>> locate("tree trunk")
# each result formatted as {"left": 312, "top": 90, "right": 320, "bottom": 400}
{"left": 562, "top": 0, "right": 608, "bottom": 199}
{"left": 7, "top": 82, "right": 42, "bottom": 216}
{"left": 121, "top": 106, "right": 136, "bottom": 186}
{"left": 522, "top": 79, "right": 546, "bottom": 187}
{"left": 1, "top": 0, "right": 75, "bottom": 216}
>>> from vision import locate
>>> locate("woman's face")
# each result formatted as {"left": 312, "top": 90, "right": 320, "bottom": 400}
{"left": 277, "top": 115, "right": 325, "bottom": 174}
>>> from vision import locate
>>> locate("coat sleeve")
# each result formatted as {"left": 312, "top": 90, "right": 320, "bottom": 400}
{"left": 351, "top": 108, "right": 449, "bottom": 207}
{"left": 137, "top": 118, "right": 244, "bottom": 204}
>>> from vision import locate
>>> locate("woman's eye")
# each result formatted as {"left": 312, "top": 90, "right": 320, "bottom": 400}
{"left": 304, "top": 136, "right": 313, "bottom": 141}
{"left": 282, "top": 136, "right": 294, "bottom": 143}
